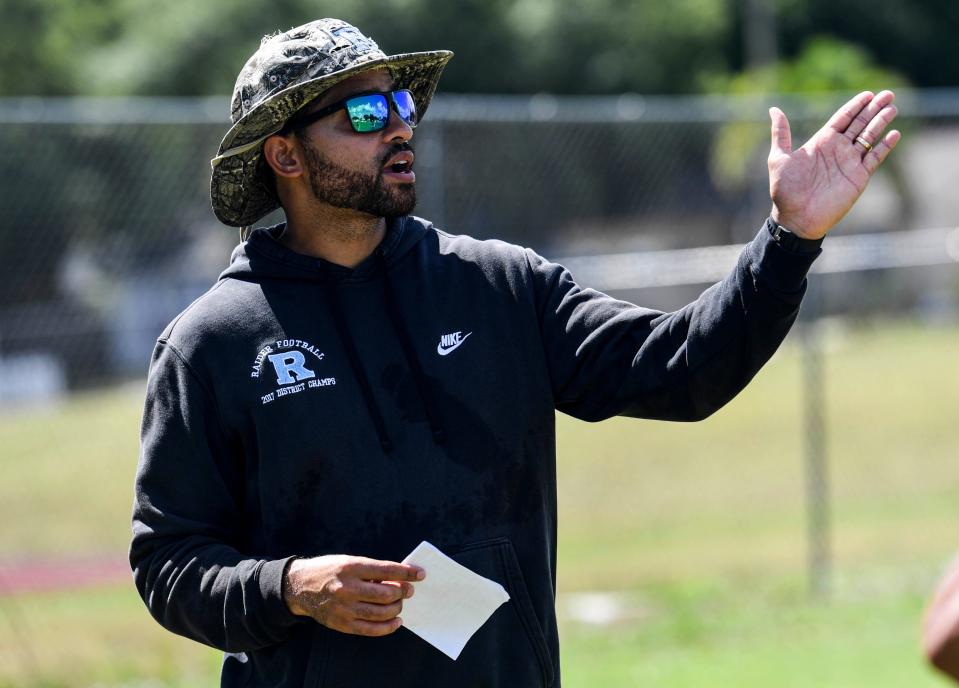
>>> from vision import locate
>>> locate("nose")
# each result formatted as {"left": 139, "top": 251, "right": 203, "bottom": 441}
{"left": 381, "top": 107, "right": 413, "bottom": 143}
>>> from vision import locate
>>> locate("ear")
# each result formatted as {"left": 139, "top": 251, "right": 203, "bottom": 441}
{"left": 262, "top": 134, "right": 303, "bottom": 179}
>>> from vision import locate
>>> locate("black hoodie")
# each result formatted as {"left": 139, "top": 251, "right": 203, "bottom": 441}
{"left": 131, "top": 215, "right": 819, "bottom": 687}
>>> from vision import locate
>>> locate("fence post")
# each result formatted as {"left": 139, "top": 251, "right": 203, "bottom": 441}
{"left": 801, "top": 279, "right": 831, "bottom": 598}
{"left": 415, "top": 120, "right": 446, "bottom": 229}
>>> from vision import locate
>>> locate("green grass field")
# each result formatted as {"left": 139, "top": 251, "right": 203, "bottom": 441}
{"left": 1, "top": 319, "right": 956, "bottom": 687}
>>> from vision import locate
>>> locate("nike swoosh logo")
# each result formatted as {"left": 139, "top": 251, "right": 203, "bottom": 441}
{"left": 437, "top": 332, "right": 472, "bottom": 356}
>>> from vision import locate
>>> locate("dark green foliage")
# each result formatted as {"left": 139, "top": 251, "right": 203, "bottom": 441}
{"left": 2, "top": 0, "right": 952, "bottom": 97}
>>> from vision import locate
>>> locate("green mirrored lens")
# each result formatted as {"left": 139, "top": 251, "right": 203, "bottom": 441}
{"left": 346, "top": 94, "right": 389, "bottom": 132}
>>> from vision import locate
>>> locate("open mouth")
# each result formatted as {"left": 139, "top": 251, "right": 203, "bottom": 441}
{"left": 383, "top": 151, "right": 415, "bottom": 179}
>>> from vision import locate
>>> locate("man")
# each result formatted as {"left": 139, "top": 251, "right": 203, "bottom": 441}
{"left": 130, "top": 18, "right": 899, "bottom": 687}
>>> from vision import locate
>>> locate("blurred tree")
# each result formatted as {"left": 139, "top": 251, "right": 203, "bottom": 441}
{"left": 79, "top": 0, "right": 538, "bottom": 96}
{"left": 705, "top": 36, "right": 908, "bottom": 190}
{"left": 0, "top": 0, "right": 123, "bottom": 95}
{"left": 3, "top": 0, "right": 955, "bottom": 96}
{"left": 776, "top": 0, "right": 959, "bottom": 90}
{"left": 703, "top": 36, "right": 912, "bottom": 241}
{"left": 522, "top": 0, "right": 733, "bottom": 95}
{"left": 81, "top": 0, "right": 318, "bottom": 96}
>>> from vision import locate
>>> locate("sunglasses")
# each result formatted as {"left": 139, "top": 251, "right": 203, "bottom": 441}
{"left": 282, "top": 89, "right": 418, "bottom": 134}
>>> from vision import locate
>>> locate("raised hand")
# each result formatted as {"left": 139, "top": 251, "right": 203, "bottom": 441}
{"left": 767, "top": 90, "right": 900, "bottom": 240}
{"left": 283, "top": 554, "right": 425, "bottom": 636}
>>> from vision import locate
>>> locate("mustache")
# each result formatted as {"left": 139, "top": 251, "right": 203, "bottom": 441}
{"left": 380, "top": 142, "right": 414, "bottom": 166}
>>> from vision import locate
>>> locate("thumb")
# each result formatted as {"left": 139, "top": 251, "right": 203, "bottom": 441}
{"left": 769, "top": 106, "right": 792, "bottom": 157}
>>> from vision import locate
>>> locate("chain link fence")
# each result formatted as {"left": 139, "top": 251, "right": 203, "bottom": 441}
{"left": 0, "top": 90, "right": 956, "bottom": 398}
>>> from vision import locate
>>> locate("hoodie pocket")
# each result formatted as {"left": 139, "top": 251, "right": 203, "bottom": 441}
{"left": 304, "top": 537, "right": 554, "bottom": 688}
{"left": 449, "top": 537, "right": 555, "bottom": 686}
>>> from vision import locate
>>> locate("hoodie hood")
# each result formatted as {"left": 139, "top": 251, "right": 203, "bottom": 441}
{"left": 219, "top": 214, "right": 432, "bottom": 284}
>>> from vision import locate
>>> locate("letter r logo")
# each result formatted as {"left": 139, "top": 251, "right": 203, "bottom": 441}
{"left": 267, "top": 351, "right": 316, "bottom": 385}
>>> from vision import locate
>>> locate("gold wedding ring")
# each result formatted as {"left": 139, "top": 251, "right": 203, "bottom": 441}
{"left": 854, "top": 135, "right": 874, "bottom": 152}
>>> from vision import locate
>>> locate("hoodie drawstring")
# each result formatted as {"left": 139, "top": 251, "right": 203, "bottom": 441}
{"left": 327, "top": 283, "right": 394, "bottom": 454}
{"left": 325, "top": 253, "right": 446, "bottom": 454}
{"left": 378, "top": 252, "right": 447, "bottom": 446}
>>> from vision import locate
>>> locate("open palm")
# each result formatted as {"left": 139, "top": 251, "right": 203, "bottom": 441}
{"left": 768, "top": 90, "right": 900, "bottom": 239}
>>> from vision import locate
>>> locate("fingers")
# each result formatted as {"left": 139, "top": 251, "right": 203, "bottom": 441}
{"left": 324, "top": 584, "right": 407, "bottom": 636}
{"left": 354, "top": 579, "right": 414, "bottom": 604}
{"left": 826, "top": 90, "right": 875, "bottom": 134}
{"left": 347, "top": 558, "right": 425, "bottom": 583}
{"left": 343, "top": 617, "right": 404, "bottom": 637}
{"left": 855, "top": 101, "right": 898, "bottom": 153}
{"left": 321, "top": 599, "right": 405, "bottom": 636}
{"left": 863, "top": 129, "right": 901, "bottom": 175}
{"left": 354, "top": 599, "right": 404, "bottom": 622}
{"left": 844, "top": 90, "right": 896, "bottom": 143}
{"left": 768, "top": 107, "right": 792, "bottom": 156}
{"left": 284, "top": 554, "right": 424, "bottom": 637}
{"left": 823, "top": 88, "right": 900, "bottom": 173}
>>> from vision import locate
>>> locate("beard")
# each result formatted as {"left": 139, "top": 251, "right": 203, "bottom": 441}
{"left": 300, "top": 138, "right": 416, "bottom": 218}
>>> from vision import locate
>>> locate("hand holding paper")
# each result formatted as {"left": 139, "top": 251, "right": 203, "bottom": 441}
{"left": 283, "top": 554, "right": 423, "bottom": 637}
{"left": 400, "top": 541, "right": 511, "bottom": 660}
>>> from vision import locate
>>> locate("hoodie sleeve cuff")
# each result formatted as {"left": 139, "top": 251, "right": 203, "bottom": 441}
{"left": 258, "top": 555, "right": 302, "bottom": 629}
{"left": 746, "top": 217, "right": 823, "bottom": 295}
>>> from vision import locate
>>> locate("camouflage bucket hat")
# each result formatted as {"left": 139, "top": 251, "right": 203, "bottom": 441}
{"left": 210, "top": 19, "right": 453, "bottom": 227}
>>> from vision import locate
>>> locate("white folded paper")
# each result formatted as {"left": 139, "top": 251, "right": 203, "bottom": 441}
{"left": 400, "top": 540, "right": 510, "bottom": 660}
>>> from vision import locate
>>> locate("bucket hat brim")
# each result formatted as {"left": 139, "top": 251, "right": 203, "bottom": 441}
{"left": 210, "top": 50, "right": 452, "bottom": 227}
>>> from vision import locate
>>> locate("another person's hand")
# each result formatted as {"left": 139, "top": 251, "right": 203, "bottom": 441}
{"left": 283, "top": 554, "right": 425, "bottom": 636}
{"left": 767, "top": 90, "right": 900, "bottom": 240}
{"left": 924, "top": 556, "right": 959, "bottom": 681}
